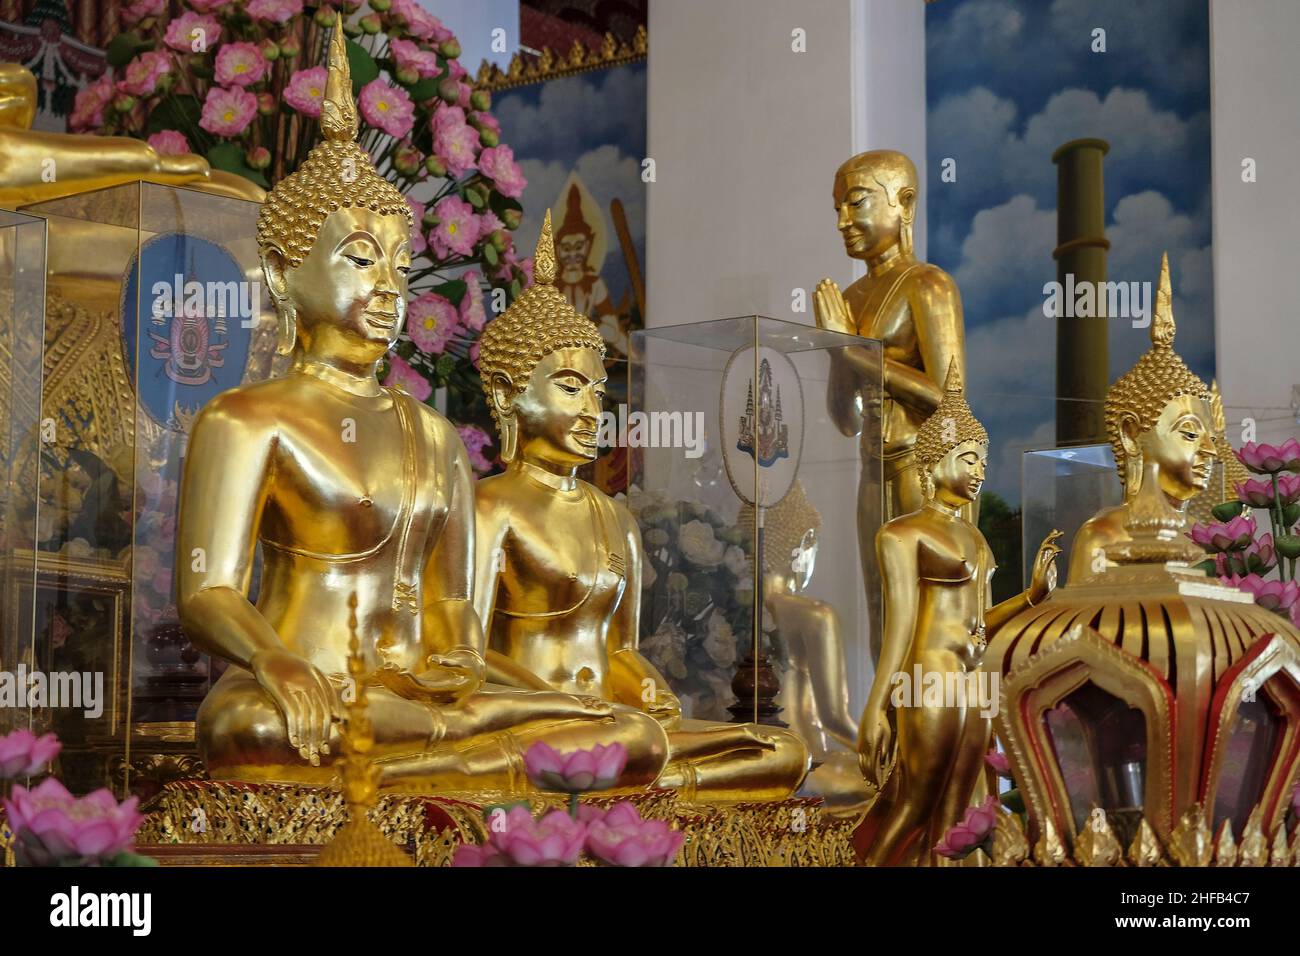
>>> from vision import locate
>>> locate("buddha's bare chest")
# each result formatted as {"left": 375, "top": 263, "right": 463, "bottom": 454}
{"left": 498, "top": 499, "right": 625, "bottom": 620}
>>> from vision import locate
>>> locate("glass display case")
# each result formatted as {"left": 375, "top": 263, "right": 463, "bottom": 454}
{"left": 0, "top": 209, "right": 46, "bottom": 747}
{"left": 17, "top": 182, "right": 277, "bottom": 796}
{"left": 1021, "top": 442, "right": 1121, "bottom": 587}
{"left": 629, "top": 316, "right": 880, "bottom": 770}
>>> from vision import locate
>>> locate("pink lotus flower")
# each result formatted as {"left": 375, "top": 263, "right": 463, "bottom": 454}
{"left": 934, "top": 795, "right": 1000, "bottom": 860}
{"left": 406, "top": 198, "right": 427, "bottom": 255}
{"left": 246, "top": 0, "right": 302, "bottom": 23}
{"left": 122, "top": 0, "right": 165, "bottom": 23}
{"left": 452, "top": 842, "right": 504, "bottom": 867}
{"left": 524, "top": 741, "right": 627, "bottom": 793}
{"left": 487, "top": 806, "right": 587, "bottom": 866}
{"left": 186, "top": 0, "right": 232, "bottom": 11}
{"left": 284, "top": 66, "right": 327, "bottom": 118}
{"left": 3, "top": 777, "right": 142, "bottom": 864}
{"left": 477, "top": 145, "right": 527, "bottom": 199}
{"left": 1213, "top": 551, "right": 1245, "bottom": 578}
{"left": 1189, "top": 515, "right": 1256, "bottom": 553}
{"left": 382, "top": 354, "right": 432, "bottom": 401}
{"left": 1224, "top": 572, "right": 1300, "bottom": 614}
{"left": 1243, "top": 534, "right": 1277, "bottom": 575}
{"left": 585, "top": 802, "right": 684, "bottom": 867}
{"left": 0, "top": 729, "right": 61, "bottom": 778}
{"left": 390, "top": 38, "right": 442, "bottom": 79}
{"left": 359, "top": 79, "right": 415, "bottom": 138}
{"left": 406, "top": 292, "right": 460, "bottom": 354}
{"left": 458, "top": 424, "right": 494, "bottom": 474}
{"left": 69, "top": 75, "right": 113, "bottom": 131}
{"left": 1238, "top": 439, "right": 1300, "bottom": 475}
{"left": 459, "top": 270, "right": 487, "bottom": 331}
{"left": 984, "top": 749, "right": 1012, "bottom": 778}
{"left": 215, "top": 42, "right": 268, "bottom": 88}
{"left": 470, "top": 110, "right": 501, "bottom": 136}
{"left": 163, "top": 11, "right": 221, "bottom": 52}
{"left": 430, "top": 195, "right": 479, "bottom": 259}
{"left": 199, "top": 86, "right": 257, "bottom": 136}
{"left": 431, "top": 104, "right": 480, "bottom": 177}
{"left": 390, "top": 0, "right": 454, "bottom": 43}
{"left": 1237, "top": 473, "right": 1300, "bottom": 508}
{"left": 118, "top": 51, "right": 171, "bottom": 96}
{"left": 147, "top": 130, "right": 191, "bottom": 156}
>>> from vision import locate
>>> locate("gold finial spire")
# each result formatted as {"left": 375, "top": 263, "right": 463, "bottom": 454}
{"left": 534, "top": 209, "right": 557, "bottom": 285}
{"left": 1152, "top": 251, "right": 1175, "bottom": 349}
{"left": 320, "top": 12, "right": 358, "bottom": 143}
{"left": 943, "top": 357, "right": 962, "bottom": 394}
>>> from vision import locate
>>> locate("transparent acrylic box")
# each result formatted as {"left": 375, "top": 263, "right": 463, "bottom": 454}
{"left": 629, "top": 316, "right": 880, "bottom": 765}
{"left": 1021, "top": 442, "right": 1121, "bottom": 588}
{"left": 20, "top": 182, "right": 277, "bottom": 796}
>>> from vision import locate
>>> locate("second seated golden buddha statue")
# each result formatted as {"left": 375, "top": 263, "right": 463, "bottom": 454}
{"left": 176, "top": 18, "right": 668, "bottom": 793}
{"left": 474, "top": 213, "right": 810, "bottom": 802}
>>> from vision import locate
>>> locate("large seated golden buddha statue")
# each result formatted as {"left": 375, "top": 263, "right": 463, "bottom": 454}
{"left": 175, "top": 18, "right": 668, "bottom": 793}
{"left": 473, "top": 213, "right": 810, "bottom": 802}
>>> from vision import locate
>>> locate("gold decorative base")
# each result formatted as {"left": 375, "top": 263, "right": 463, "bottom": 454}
{"left": 138, "top": 780, "right": 855, "bottom": 867}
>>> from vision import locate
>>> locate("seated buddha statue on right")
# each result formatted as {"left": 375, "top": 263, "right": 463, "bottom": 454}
{"left": 473, "top": 213, "right": 810, "bottom": 803}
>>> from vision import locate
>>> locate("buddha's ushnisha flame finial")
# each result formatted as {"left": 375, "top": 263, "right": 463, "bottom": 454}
{"left": 534, "top": 209, "right": 558, "bottom": 285}
{"left": 1152, "top": 251, "right": 1175, "bottom": 349}
{"left": 943, "top": 356, "right": 963, "bottom": 395}
{"left": 320, "top": 12, "right": 358, "bottom": 143}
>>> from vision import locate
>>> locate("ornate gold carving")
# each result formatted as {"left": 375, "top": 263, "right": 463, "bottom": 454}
{"left": 1169, "top": 805, "right": 1214, "bottom": 868}
{"left": 1214, "top": 820, "right": 1237, "bottom": 867}
{"left": 1074, "top": 808, "right": 1122, "bottom": 867}
{"left": 1127, "top": 818, "right": 1165, "bottom": 867}
{"left": 474, "top": 26, "right": 647, "bottom": 92}
{"left": 991, "top": 812, "right": 1030, "bottom": 867}
{"left": 1033, "top": 818, "right": 1067, "bottom": 867}
{"left": 1269, "top": 822, "right": 1292, "bottom": 867}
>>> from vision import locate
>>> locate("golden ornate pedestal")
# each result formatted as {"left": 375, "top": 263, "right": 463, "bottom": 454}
{"left": 137, "top": 780, "right": 855, "bottom": 867}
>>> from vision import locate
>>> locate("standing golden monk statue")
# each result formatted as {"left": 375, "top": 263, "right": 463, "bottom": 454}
{"left": 474, "top": 212, "right": 810, "bottom": 802}
{"left": 812, "top": 150, "right": 967, "bottom": 661}
{"left": 176, "top": 18, "right": 668, "bottom": 792}
{"left": 853, "top": 363, "right": 1061, "bottom": 865}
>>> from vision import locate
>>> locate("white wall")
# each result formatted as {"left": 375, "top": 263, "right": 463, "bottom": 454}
{"left": 1210, "top": 0, "right": 1300, "bottom": 447}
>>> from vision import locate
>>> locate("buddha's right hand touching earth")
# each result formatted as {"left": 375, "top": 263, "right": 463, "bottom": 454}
{"left": 249, "top": 647, "right": 338, "bottom": 765}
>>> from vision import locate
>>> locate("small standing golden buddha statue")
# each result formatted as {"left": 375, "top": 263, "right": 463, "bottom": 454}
{"left": 811, "top": 149, "right": 967, "bottom": 661}
{"left": 474, "top": 212, "right": 810, "bottom": 802}
{"left": 853, "top": 363, "right": 1061, "bottom": 865}
{"left": 177, "top": 18, "right": 667, "bottom": 793}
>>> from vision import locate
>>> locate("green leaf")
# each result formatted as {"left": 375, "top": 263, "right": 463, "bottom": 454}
{"left": 435, "top": 354, "right": 456, "bottom": 378}
{"left": 482, "top": 242, "right": 498, "bottom": 266}
{"left": 147, "top": 95, "right": 201, "bottom": 135}
{"left": 488, "top": 191, "right": 523, "bottom": 218}
{"left": 206, "top": 143, "right": 269, "bottom": 188}
{"left": 406, "top": 75, "right": 440, "bottom": 101}
{"left": 345, "top": 39, "right": 380, "bottom": 96}
{"left": 1000, "top": 788, "right": 1025, "bottom": 814}
{"left": 432, "top": 278, "right": 468, "bottom": 307}
{"left": 1212, "top": 501, "right": 1246, "bottom": 523}
{"left": 106, "top": 31, "right": 151, "bottom": 68}
{"left": 1192, "top": 558, "right": 1217, "bottom": 577}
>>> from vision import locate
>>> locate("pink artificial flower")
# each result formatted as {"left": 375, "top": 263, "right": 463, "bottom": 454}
{"left": 406, "top": 198, "right": 427, "bottom": 255}
{"left": 430, "top": 104, "right": 480, "bottom": 177}
{"left": 585, "top": 802, "right": 684, "bottom": 867}
{"left": 122, "top": 0, "right": 165, "bottom": 25}
{"left": 487, "top": 806, "right": 587, "bottom": 866}
{"left": 69, "top": 75, "right": 113, "bottom": 131}
{"left": 284, "top": 66, "right": 327, "bottom": 118}
{"left": 519, "top": 256, "right": 535, "bottom": 287}
{"left": 934, "top": 795, "right": 1000, "bottom": 861}
{"left": 477, "top": 145, "right": 527, "bottom": 199}
{"left": 200, "top": 86, "right": 257, "bottom": 136}
{"left": 382, "top": 353, "right": 432, "bottom": 401}
{"left": 1243, "top": 533, "right": 1277, "bottom": 575}
{"left": 1238, "top": 439, "right": 1300, "bottom": 475}
{"left": 215, "top": 42, "right": 269, "bottom": 88}
{"left": 1213, "top": 551, "right": 1244, "bottom": 578}
{"left": 523, "top": 741, "right": 627, "bottom": 792}
{"left": 0, "top": 729, "right": 61, "bottom": 778}
{"left": 117, "top": 51, "right": 171, "bottom": 96}
{"left": 1237, "top": 473, "right": 1300, "bottom": 509}
{"left": 452, "top": 842, "right": 504, "bottom": 867}
{"left": 470, "top": 110, "right": 500, "bottom": 135}
{"left": 163, "top": 11, "right": 221, "bottom": 52}
{"left": 984, "top": 749, "right": 1012, "bottom": 778}
{"left": 1224, "top": 572, "right": 1300, "bottom": 614}
{"left": 430, "top": 195, "right": 479, "bottom": 259}
{"left": 389, "top": 38, "right": 442, "bottom": 79}
{"left": 246, "top": 0, "right": 302, "bottom": 23}
{"left": 186, "top": 0, "right": 233, "bottom": 11}
{"left": 458, "top": 424, "right": 494, "bottom": 474}
{"left": 358, "top": 79, "right": 415, "bottom": 138}
{"left": 459, "top": 270, "right": 487, "bottom": 331}
{"left": 390, "top": 0, "right": 454, "bottom": 43}
{"left": 406, "top": 292, "right": 460, "bottom": 354}
{"left": 3, "top": 777, "right": 142, "bottom": 864}
{"left": 1188, "top": 514, "right": 1256, "bottom": 553}
{"left": 147, "top": 130, "right": 191, "bottom": 156}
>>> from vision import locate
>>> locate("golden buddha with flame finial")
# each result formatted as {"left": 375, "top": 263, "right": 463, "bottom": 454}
{"left": 1067, "top": 254, "right": 1216, "bottom": 581}
{"left": 474, "top": 212, "right": 810, "bottom": 802}
{"left": 178, "top": 16, "right": 668, "bottom": 793}
{"left": 853, "top": 361, "right": 1062, "bottom": 866}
